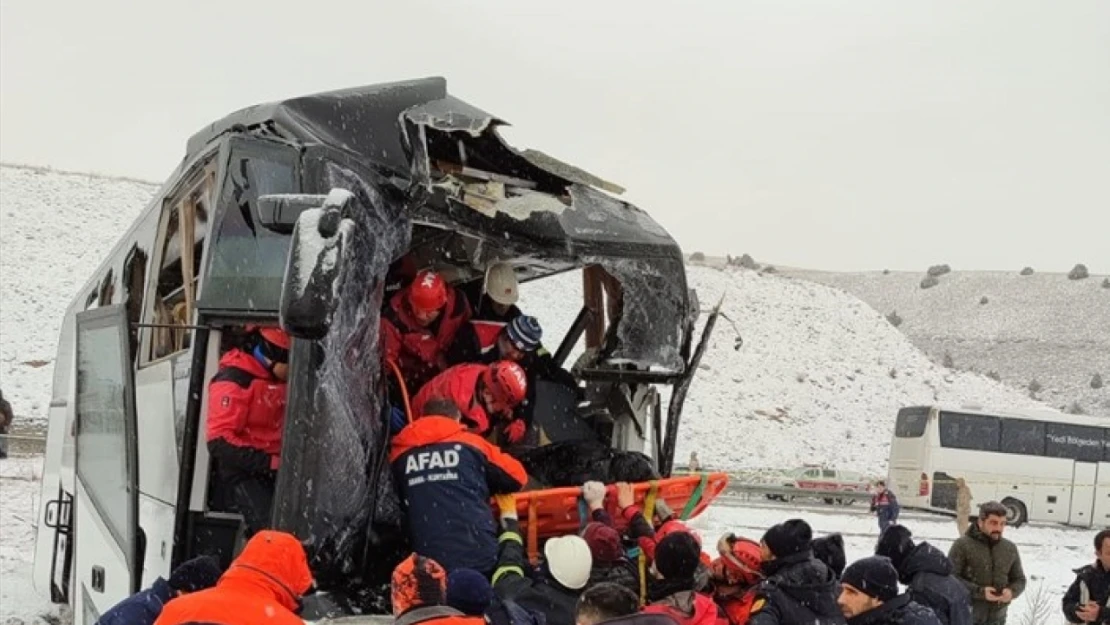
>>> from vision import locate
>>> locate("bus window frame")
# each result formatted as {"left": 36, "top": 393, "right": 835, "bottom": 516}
{"left": 139, "top": 148, "right": 221, "bottom": 369}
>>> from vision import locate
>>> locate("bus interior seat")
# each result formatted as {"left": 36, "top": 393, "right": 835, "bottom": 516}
{"left": 528, "top": 379, "right": 598, "bottom": 445}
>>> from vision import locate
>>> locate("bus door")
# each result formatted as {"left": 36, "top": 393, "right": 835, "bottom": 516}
{"left": 72, "top": 305, "right": 141, "bottom": 621}
{"left": 1094, "top": 463, "right": 1110, "bottom": 526}
{"left": 1069, "top": 461, "right": 1097, "bottom": 527}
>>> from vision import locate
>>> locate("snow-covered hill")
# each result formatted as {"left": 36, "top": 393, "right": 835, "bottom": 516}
{"left": 778, "top": 268, "right": 1110, "bottom": 417}
{"left": 0, "top": 164, "right": 159, "bottom": 418}
{"left": 1, "top": 163, "right": 1049, "bottom": 474}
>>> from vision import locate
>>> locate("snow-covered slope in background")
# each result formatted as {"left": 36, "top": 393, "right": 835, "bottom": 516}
{"left": 0, "top": 164, "right": 158, "bottom": 418}
{"left": 781, "top": 269, "right": 1110, "bottom": 416}
{"left": 1, "top": 163, "right": 1048, "bottom": 475}
{"left": 519, "top": 265, "right": 1046, "bottom": 473}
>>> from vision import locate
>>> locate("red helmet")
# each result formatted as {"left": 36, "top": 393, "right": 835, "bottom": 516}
{"left": 717, "top": 534, "right": 762, "bottom": 585}
{"left": 245, "top": 325, "right": 292, "bottom": 350}
{"left": 483, "top": 361, "right": 528, "bottom": 407}
{"left": 408, "top": 270, "right": 447, "bottom": 313}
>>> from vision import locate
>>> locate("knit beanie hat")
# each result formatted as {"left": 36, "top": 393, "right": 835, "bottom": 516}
{"left": 655, "top": 531, "right": 702, "bottom": 581}
{"left": 875, "top": 525, "right": 915, "bottom": 570}
{"left": 446, "top": 568, "right": 493, "bottom": 616}
{"left": 506, "top": 316, "right": 542, "bottom": 353}
{"left": 842, "top": 556, "right": 899, "bottom": 602}
{"left": 582, "top": 522, "right": 624, "bottom": 564}
{"left": 168, "top": 555, "right": 222, "bottom": 593}
{"left": 761, "top": 519, "right": 813, "bottom": 558}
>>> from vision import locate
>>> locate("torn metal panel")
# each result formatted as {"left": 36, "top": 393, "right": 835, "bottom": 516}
{"left": 520, "top": 148, "right": 625, "bottom": 195}
{"left": 400, "top": 95, "right": 502, "bottom": 137}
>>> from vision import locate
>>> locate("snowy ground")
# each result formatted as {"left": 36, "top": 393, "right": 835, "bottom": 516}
{"left": 1, "top": 455, "right": 1093, "bottom": 624}
{"left": 1, "top": 458, "right": 55, "bottom": 625}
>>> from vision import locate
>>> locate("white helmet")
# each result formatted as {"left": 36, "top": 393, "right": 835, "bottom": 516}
{"left": 484, "top": 262, "right": 519, "bottom": 306}
{"left": 544, "top": 535, "right": 593, "bottom": 590}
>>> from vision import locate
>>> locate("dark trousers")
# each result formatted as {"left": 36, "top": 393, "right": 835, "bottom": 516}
{"left": 208, "top": 439, "right": 277, "bottom": 537}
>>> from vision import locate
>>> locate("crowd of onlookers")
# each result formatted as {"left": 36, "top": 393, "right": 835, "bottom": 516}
{"left": 93, "top": 489, "right": 1110, "bottom": 625}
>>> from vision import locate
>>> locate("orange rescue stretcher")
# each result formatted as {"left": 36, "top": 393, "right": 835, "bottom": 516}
{"left": 494, "top": 473, "right": 730, "bottom": 564}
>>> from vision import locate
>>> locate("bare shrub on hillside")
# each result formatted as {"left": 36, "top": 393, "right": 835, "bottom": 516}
{"left": 762, "top": 265, "right": 778, "bottom": 274}
{"left": 737, "top": 254, "right": 760, "bottom": 270}
{"left": 1093, "top": 373, "right": 1104, "bottom": 390}
{"left": 886, "top": 311, "right": 903, "bottom": 327}
{"left": 943, "top": 352, "right": 955, "bottom": 368}
{"left": 1020, "top": 267, "right": 1034, "bottom": 276}
{"left": 920, "top": 275, "right": 940, "bottom": 290}
{"left": 1028, "top": 379, "right": 1043, "bottom": 396}
{"left": 1102, "top": 278, "right": 1110, "bottom": 289}
{"left": 1015, "top": 582, "right": 1053, "bottom": 625}
{"left": 1068, "top": 263, "right": 1090, "bottom": 280}
{"left": 689, "top": 251, "right": 706, "bottom": 262}
{"left": 979, "top": 296, "right": 989, "bottom": 305}
{"left": 927, "top": 264, "right": 952, "bottom": 277}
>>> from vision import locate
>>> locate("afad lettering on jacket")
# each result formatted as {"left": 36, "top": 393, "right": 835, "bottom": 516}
{"left": 405, "top": 445, "right": 462, "bottom": 486}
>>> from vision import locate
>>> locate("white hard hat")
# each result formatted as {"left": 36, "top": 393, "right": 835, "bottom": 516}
{"left": 543, "top": 535, "right": 592, "bottom": 590}
{"left": 484, "top": 262, "right": 519, "bottom": 306}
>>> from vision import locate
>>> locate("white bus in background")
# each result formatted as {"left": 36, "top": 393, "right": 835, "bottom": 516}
{"left": 888, "top": 404, "right": 1110, "bottom": 528}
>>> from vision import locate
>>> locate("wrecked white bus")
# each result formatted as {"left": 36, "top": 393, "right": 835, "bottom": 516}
{"left": 32, "top": 77, "right": 724, "bottom": 622}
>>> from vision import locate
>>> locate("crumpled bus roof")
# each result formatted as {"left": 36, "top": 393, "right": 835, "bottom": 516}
{"left": 189, "top": 76, "right": 691, "bottom": 371}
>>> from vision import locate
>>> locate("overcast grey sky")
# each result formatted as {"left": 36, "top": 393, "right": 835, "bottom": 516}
{"left": 2, "top": 0, "right": 1107, "bottom": 272}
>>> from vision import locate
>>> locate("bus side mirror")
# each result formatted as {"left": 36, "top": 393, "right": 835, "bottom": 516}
{"left": 258, "top": 193, "right": 329, "bottom": 235}
{"left": 279, "top": 189, "right": 359, "bottom": 340}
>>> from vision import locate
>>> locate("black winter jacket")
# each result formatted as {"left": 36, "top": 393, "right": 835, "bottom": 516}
{"left": 749, "top": 551, "right": 846, "bottom": 625}
{"left": 847, "top": 594, "right": 942, "bottom": 625}
{"left": 493, "top": 519, "right": 580, "bottom": 625}
{"left": 897, "top": 542, "right": 972, "bottom": 625}
{"left": 1063, "top": 562, "right": 1110, "bottom": 624}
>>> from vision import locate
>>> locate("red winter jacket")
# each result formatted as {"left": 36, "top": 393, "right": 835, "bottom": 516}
{"left": 381, "top": 285, "right": 471, "bottom": 392}
{"left": 717, "top": 589, "right": 759, "bottom": 625}
{"left": 643, "top": 591, "right": 728, "bottom": 625}
{"left": 205, "top": 350, "right": 288, "bottom": 464}
{"left": 411, "top": 364, "right": 495, "bottom": 435}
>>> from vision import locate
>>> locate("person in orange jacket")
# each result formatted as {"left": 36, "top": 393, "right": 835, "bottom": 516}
{"left": 410, "top": 361, "right": 529, "bottom": 442}
{"left": 390, "top": 398, "right": 528, "bottom": 575}
{"left": 709, "top": 534, "right": 765, "bottom": 625}
{"left": 152, "top": 530, "right": 314, "bottom": 625}
{"left": 391, "top": 553, "right": 484, "bottom": 625}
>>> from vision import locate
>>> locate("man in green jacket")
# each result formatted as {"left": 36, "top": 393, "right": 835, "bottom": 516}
{"left": 948, "top": 501, "right": 1026, "bottom": 625}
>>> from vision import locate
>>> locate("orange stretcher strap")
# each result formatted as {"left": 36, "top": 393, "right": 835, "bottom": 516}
{"left": 639, "top": 480, "right": 659, "bottom": 605}
{"left": 527, "top": 495, "right": 540, "bottom": 566}
{"left": 386, "top": 359, "right": 414, "bottom": 424}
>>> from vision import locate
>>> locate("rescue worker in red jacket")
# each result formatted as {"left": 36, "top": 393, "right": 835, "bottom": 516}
{"left": 206, "top": 326, "right": 290, "bottom": 537}
{"left": 616, "top": 483, "right": 712, "bottom": 575}
{"left": 382, "top": 269, "right": 472, "bottom": 393}
{"left": 643, "top": 532, "right": 729, "bottom": 625}
{"left": 390, "top": 398, "right": 528, "bottom": 575}
{"left": 153, "top": 530, "right": 315, "bottom": 625}
{"left": 411, "top": 361, "right": 529, "bottom": 442}
{"left": 710, "top": 534, "right": 765, "bottom": 625}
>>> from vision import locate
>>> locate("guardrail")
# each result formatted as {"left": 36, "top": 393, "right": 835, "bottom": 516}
{"left": 718, "top": 482, "right": 875, "bottom": 502}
